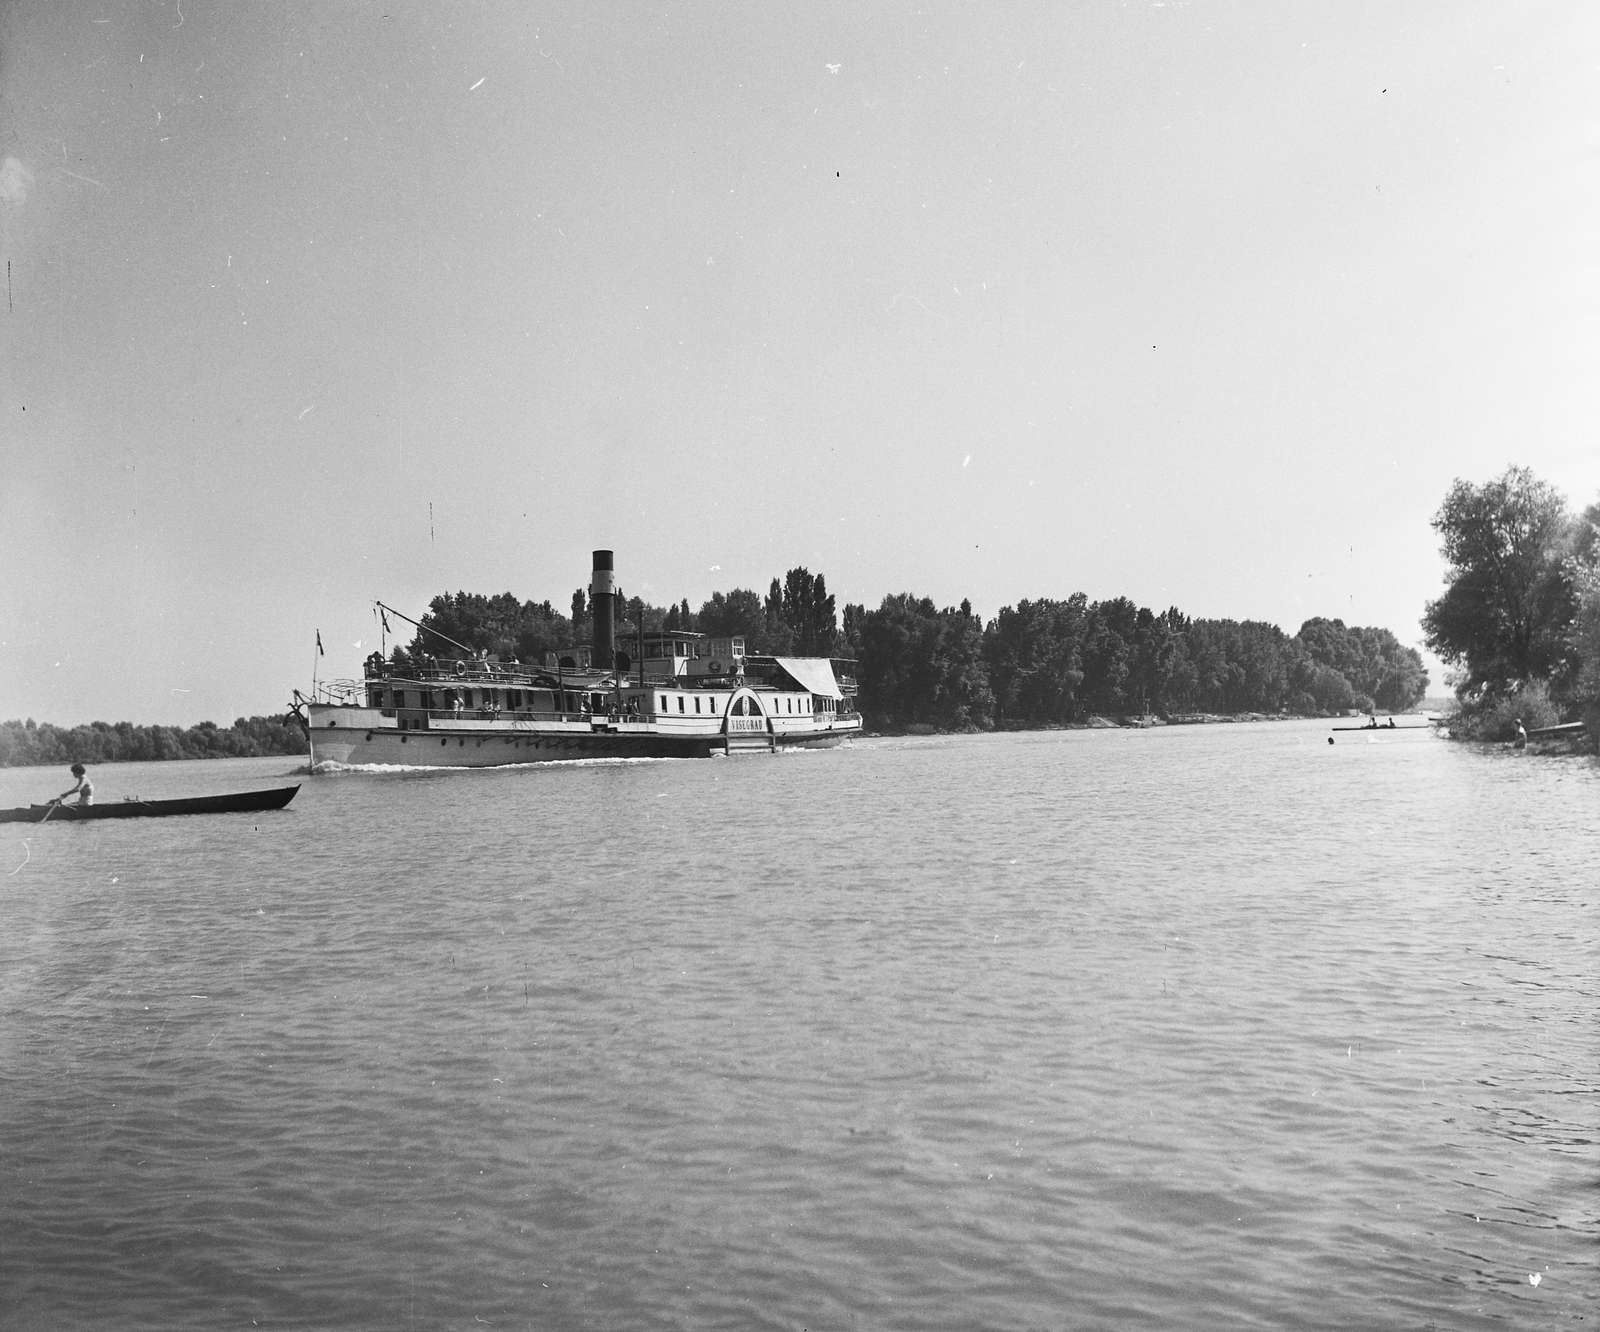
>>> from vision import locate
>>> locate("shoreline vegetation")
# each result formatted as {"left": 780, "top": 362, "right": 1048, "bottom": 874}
{"left": 4, "top": 574, "right": 1430, "bottom": 768}
{"left": 0, "top": 707, "right": 1429, "bottom": 771}
{"left": 0, "top": 716, "right": 308, "bottom": 770}
{"left": 4, "top": 563, "right": 1436, "bottom": 769}
{"left": 18, "top": 461, "right": 1597, "bottom": 767}
{"left": 886, "top": 708, "right": 1431, "bottom": 739}
{"left": 1421, "top": 466, "right": 1600, "bottom": 754}
{"left": 391, "top": 572, "right": 1429, "bottom": 737}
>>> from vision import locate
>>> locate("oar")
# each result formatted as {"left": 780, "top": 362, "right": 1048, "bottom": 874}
{"left": 39, "top": 800, "right": 58, "bottom": 824}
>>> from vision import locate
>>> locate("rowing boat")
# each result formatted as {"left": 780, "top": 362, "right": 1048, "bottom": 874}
{"left": 0, "top": 785, "right": 300, "bottom": 824}
{"left": 1526, "top": 721, "right": 1587, "bottom": 739}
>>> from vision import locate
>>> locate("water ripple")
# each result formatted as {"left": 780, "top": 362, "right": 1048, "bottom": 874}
{"left": 2, "top": 734, "right": 1596, "bottom": 1327}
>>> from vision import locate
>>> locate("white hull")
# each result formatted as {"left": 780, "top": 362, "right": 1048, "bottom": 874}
{"left": 307, "top": 706, "right": 858, "bottom": 768}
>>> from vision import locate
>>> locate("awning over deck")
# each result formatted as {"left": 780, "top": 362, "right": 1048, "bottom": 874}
{"left": 773, "top": 657, "right": 843, "bottom": 700}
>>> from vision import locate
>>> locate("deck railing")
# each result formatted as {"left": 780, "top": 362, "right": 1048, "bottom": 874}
{"left": 367, "top": 662, "right": 547, "bottom": 684}
{"left": 372, "top": 706, "right": 862, "bottom": 727}
{"left": 366, "top": 657, "right": 857, "bottom": 692}
{"left": 375, "top": 706, "right": 654, "bottom": 725}
{"left": 369, "top": 669, "right": 757, "bottom": 692}
{"left": 313, "top": 679, "right": 363, "bottom": 705}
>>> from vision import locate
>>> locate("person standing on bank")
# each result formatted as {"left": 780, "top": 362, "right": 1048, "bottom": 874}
{"left": 56, "top": 763, "right": 94, "bottom": 806}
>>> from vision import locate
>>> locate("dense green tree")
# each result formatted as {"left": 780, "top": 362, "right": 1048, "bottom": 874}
{"left": 1297, "top": 617, "right": 1427, "bottom": 711}
{"left": 1076, "top": 600, "right": 1130, "bottom": 714}
{"left": 1572, "top": 496, "right": 1600, "bottom": 568}
{"left": 762, "top": 578, "right": 795, "bottom": 655}
{"left": 858, "top": 594, "right": 993, "bottom": 730}
{"left": 980, "top": 597, "right": 1419, "bottom": 724}
{"left": 936, "top": 600, "right": 993, "bottom": 729}
{"left": 1571, "top": 564, "right": 1600, "bottom": 713}
{"left": 1286, "top": 653, "right": 1357, "bottom": 715}
{"left": 984, "top": 595, "right": 1087, "bottom": 724}
{"left": 1422, "top": 467, "right": 1576, "bottom": 696}
{"left": 698, "top": 589, "right": 767, "bottom": 649}
{"left": 840, "top": 603, "right": 866, "bottom": 660}
{"left": 1147, "top": 608, "right": 1200, "bottom": 713}
{"left": 1566, "top": 500, "right": 1600, "bottom": 725}
{"left": 408, "top": 592, "right": 574, "bottom": 664}
{"left": 0, "top": 715, "right": 306, "bottom": 767}
{"left": 1184, "top": 619, "right": 1294, "bottom": 713}
{"left": 570, "top": 589, "right": 588, "bottom": 646}
{"left": 780, "top": 567, "right": 838, "bottom": 656}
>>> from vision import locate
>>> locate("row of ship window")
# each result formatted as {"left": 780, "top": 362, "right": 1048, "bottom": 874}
{"left": 648, "top": 694, "right": 811, "bottom": 715}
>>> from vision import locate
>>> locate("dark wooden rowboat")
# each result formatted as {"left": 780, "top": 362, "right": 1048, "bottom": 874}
{"left": 0, "top": 784, "right": 300, "bottom": 824}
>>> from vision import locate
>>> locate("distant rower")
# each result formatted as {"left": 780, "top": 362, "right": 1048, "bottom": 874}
{"left": 56, "top": 763, "right": 94, "bottom": 807}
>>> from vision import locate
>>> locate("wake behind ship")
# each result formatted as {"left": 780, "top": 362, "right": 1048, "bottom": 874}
{"left": 304, "top": 551, "right": 862, "bottom": 767}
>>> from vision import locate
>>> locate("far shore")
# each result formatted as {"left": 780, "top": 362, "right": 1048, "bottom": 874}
{"left": 874, "top": 709, "right": 1440, "bottom": 738}
{"left": 872, "top": 709, "right": 1600, "bottom": 755}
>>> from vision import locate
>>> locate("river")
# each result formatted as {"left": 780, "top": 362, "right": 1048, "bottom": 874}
{"left": 1, "top": 721, "right": 1594, "bottom": 1329}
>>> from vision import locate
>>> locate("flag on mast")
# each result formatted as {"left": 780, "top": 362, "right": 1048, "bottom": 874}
{"left": 316, "top": 631, "right": 324, "bottom": 657}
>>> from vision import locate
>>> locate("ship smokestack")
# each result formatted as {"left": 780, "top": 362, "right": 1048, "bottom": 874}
{"left": 590, "top": 549, "right": 616, "bottom": 672}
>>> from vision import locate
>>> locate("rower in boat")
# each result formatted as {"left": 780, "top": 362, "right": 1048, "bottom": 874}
{"left": 54, "top": 763, "right": 94, "bottom": 808}
{"left": 1, "top": 784, "right": 300, "bottom": 824}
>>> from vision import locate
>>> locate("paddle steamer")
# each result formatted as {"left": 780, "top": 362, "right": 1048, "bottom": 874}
{"left": 304, "top": 551, "right": 862, "bottom": 767}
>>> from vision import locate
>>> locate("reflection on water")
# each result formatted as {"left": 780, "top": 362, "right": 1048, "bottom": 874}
{"left": 1, "top": 725, "right": 1595, "bottom": 1329}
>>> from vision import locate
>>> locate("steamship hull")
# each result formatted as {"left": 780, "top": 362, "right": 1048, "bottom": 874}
{"left": 306, "top": 712, "right": 854, "bottom": 768}
{"left": 308, "top": 717, "right": 716, "bottom": 767}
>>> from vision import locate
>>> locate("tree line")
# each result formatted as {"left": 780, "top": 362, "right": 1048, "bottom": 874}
{"left": 1421, "top": 465, "right": 1600, "bottom": 741}
{"left": 404, "top": 568, "right": 841, "bottom": 665}
{"left": 10, "top": 534, "right": 1469, "bottom": 770}
{"left": 868, "top": 599, "right": 1427, "bottom": 732}
{"left": 0, "top": 716, "right": 307, "bottom": 769}
{"left": 401, "top": 569, "right": 1428, "bottom": 732}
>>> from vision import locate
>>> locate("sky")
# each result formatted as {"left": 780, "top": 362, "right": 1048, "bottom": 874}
{"left": 3, "top": 2, "right": 1598, "bottom": 727}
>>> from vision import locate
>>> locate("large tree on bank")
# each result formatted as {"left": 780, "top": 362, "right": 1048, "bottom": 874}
{"left": 1422, "top": 466, "right": 1576, "bottom": 697}
{"left": 859, "top": 594, "right": 993, "bottom": 730}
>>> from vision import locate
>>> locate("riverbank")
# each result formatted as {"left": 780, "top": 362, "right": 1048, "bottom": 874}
{"left": 0, "top": 716, "right": 307, "bottom": 768}
{"left": 870, "top": 710, "right": 1401, "bottom": 737}
{"left": 1431, "top": 687, "right": 1600, "bottom": 754}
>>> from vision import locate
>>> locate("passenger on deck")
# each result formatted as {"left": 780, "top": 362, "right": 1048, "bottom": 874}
{"left": 56, "top": 763, "right": 94, "bottom": 806}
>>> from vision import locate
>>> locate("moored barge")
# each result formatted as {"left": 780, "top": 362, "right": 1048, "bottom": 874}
{"left": 305, "top": 551, "right": 862, "bottom": 767}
